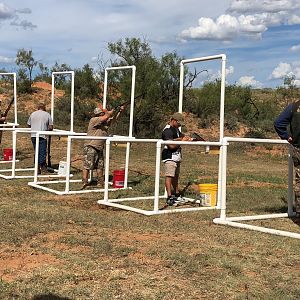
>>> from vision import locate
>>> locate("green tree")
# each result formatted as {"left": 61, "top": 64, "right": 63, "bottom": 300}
{"left": 15, "top": 48, "right": 38, "bottom": 93}
{"left": 107, "top": 38, "right": 184, "bottom": 137}
{"left": 74, "top": 64, "right": 100, "bottom": 99}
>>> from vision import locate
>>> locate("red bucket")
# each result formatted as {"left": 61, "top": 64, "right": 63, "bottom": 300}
{"left": 113, "top": 169, "right": 125, "bottom": 188}
{"left": 3, "top": 148, "right": 13, "bottom": 161}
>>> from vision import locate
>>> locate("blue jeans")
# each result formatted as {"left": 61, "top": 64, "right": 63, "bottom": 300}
{"left": 31, "top": 137, "right": 47, "bottom": 166}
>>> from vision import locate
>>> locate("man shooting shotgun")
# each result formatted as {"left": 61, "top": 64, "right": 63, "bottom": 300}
{"left": 81, "top": 103, "right": 126, "bottom": 189}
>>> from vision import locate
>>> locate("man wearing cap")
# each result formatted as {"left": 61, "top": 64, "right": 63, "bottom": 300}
{"left": 82, "top": 105, "right": 124, "bottom": 189}
{"left": 161, "top": 112, "right": 193, "bottom": 206}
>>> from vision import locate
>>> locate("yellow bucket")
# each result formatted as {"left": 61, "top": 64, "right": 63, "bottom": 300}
{"left": 198, "top": 183, "right": 218, "bottom": 206}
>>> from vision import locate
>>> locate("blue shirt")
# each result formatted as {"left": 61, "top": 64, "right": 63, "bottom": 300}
{"left": 274, "top": 103, "right": 293, "bottom": 140}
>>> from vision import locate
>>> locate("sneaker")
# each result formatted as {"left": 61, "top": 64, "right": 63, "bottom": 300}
{"left": 166, "top": 195, "right": 177, "bottom": 206}
{"left": 173, "top": 196, "right": 186, "bottom": 206}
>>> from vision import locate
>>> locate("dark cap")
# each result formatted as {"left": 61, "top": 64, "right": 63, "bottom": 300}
{"left": 170, "top": 112, "right": 185, "bottom": 126}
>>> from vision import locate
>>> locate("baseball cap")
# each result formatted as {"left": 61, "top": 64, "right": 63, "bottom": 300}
{"left": 94, "top": 107, "right": 104, "bottom": 115}
{"left": 170, "top": 112, "right": 185, "bottom": 126}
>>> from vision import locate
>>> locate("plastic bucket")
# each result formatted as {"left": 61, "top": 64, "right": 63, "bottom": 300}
{"left": 58, "top": 161, "right": 67, "bottom": 176}
{"left": 3, "top": 148, "right": 13, "bottom": 161}
{"left": 198, "top": 183, "right": 218, "bottom": 207}
{"left": 113, "top": 169, "right": 125, "bottom": 188}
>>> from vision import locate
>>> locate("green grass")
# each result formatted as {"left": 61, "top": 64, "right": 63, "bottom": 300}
{"left": 0, "top": 143, "right": 300, "bottom": 299}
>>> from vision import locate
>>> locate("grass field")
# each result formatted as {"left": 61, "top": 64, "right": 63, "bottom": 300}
{"left": 0, "top": 140, "right": 300, "bottom": 300}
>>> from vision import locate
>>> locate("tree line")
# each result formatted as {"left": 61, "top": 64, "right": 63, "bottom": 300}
{"left": 2, "top": 38, "right": 300, "bottom": 138}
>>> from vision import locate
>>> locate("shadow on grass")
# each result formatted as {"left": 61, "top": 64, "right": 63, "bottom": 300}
{"left": 291, "top": 217, "right": 300, "bottom": 226}
{"left": 32, "top": 294, "right": 71, "bottom": 300}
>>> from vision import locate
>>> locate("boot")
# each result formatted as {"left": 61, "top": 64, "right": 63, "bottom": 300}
{"left": 97, "top": 176, "right": 104, "bottom": 188}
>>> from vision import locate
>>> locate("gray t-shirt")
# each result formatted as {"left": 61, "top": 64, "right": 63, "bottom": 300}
{"left": 27, "top": 110, "right": 53, "bottom": 138}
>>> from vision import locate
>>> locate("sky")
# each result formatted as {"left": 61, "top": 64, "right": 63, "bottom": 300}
{"left": 1, "top": 0, "right": 300, "bottom": 88}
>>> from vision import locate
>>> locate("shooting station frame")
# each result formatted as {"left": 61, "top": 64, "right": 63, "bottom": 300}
{"left": 0, "top": 72, "right": 18, "bottom": 127}
{"left": 28, "top": 66, "right": 137, "bottom": 194}
{"left": 0, "top": 71, "right": 75, "bottom": 179}
{"left": 179, "top": 54, "right": 227, "bottom": 207}
{"left": 51, "top": 71, "right": 75, "bottom": 132}
{"left": 213, "top": 137, "right": 300, "bottom": 239}
{"left": 28, "top": 133, "right": 133, "bottom": 194}
{"left": 97, "top": 138, "right": 222, "bottom": 215}
{"left": 0, "top": 128, "right": 70, "bottom": 179}
{"left": 96, "top": 55, "right": 226, "bottom": 214}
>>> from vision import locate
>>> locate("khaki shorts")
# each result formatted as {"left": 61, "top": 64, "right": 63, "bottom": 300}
{"left": 83, "top": 145, "right": 104, "bottom": 170}
{"left": 164, "top": 160, "right": 180, "bottom": 177}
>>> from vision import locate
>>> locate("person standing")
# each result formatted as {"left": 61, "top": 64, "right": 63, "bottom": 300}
{"left": 82, "top": 105, "right": 124, "bottom": 189}
{"left": 274, "top": 100, "right": 300, "bottom": 216}
{"left": 162, "top": 112, "right": 193, "bottom": 206}
{"left": 27, "top": 103, "right": 53, "bottom": 174}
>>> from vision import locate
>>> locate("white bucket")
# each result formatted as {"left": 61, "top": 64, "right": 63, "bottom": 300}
{"left": 58, "top": 161, "right": 68, "bottom": 176}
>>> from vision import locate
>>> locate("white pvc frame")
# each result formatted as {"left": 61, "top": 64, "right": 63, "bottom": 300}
{"left": 213, "top": 137, "right": 300, "bottom": 239}
{"left": 28, "top": 133, "right": 133, "bottom": 195}
{"left": 28, "top": 66, "right": 137, "bottom": 194}
{"left": 178, "top": 54, "right": 226, "bottom": 206}
{"left": 0, "top": 71, "right": 75, "bottom": 179}
{"left": 0, "top": 72, "right": 18, "bottom": 126}
{"left": 51, "top": 71, "right": 75, "bottom": 132}
{"left": 0, "top": 128, "right": 68, "bottom": 179}
{"left": 97, "top": 137, "right": 222, "bottom": 215}
{"left": 103, "top": 66, "right": 136, "bottom": 189}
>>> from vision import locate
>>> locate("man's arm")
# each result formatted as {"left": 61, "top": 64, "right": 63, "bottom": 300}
{"left": 162, "top": 128, "right": 192, "bottom": 150}
{"left": 274, "top": 103, "right": 293, "bottom": 140}
{"left": 107, "top": 106, "right": 125, "bottom": 126}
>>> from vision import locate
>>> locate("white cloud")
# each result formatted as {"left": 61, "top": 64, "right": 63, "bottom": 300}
{"left": 237, "top": 76, "right": 263, "bottom": 88}
{"left": 228, "top": 0, "right": 300, "bottom": 14}
{"left": 0, "top": 3, "right": 36, "bottom": 30}
{"left": 179, "top": 0, "right": 300, "bottom": 41}
{"left": 0, "top": 3, "right": 15, "bottom": 20}
{"left": 0, "top": 55, "right": 15, "bottom": 63}
{"left": 270, "top": 62, "right": 293, "bottom": 79}
{"left": 294, "top": 79, "right": 300, "bottom": 86}
{"left": 290, "top": 45, "right": 300, "bottom": 52}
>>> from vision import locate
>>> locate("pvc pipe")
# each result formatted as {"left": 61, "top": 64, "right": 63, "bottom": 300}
{"left": 51, "top": 71, "right": 75, "bottom": 132}
{"left": 219, "top": 56, "right": 226, "bottom": 140}
{"left": 154, "top": 141, "right": 162, "bottom": 212}
{"left": 223, "top": 137, "right": 289, "bottom": 144}
{"left": 124, "top": 142, "right": 130, "bottom": 189}
{"left": 129, "top": 66, "right": 136, "bottom": 138}
{"left": 12, "top": 130, "right": 17, "bottom": 178}
{"left": 104, "top": 139, "right": 111, "bottom": 202}
{"left": 181, "top": 54, "right": 226, "bottom": 64}
{"left": 213, "top": 218, "right": 300, "bottom": 239}
{"left": 70, "top": 72, "right": 75, "bottom": 132}
{"left": 13, "top": 73, "right": 17, "bottom": 125}
{"left": 178, "top": 62, "right": 184, "bottom": 113}
{"left": 103, "top": 69, "right": 108, "bottom": 108}
{"left": 225, "top": 213, "right": 290, "bottom": 221}
{"left": 220, "top": 143, "right": 228, "bottom": 220}
{"left": 105, "top": 66, "right": 136, "bottom": 71}
{"left": 65, "top": 135, "right": 72, "bottom": 193}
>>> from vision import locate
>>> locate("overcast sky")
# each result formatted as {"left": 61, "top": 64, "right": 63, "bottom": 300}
{"left": 1, "top": 0, "right": 300, "bottom": 88}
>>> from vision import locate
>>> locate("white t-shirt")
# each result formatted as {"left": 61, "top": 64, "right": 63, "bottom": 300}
{"left": 27, "top": 110, "right": 53, "bottom": 138}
